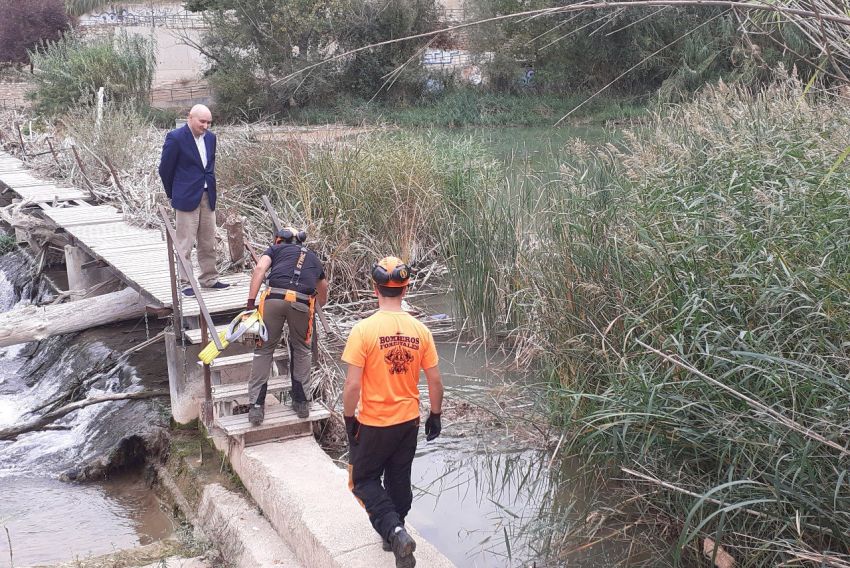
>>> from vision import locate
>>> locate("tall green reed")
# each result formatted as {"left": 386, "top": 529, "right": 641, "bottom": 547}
{"left": 217, "top": 131, "right": 498, "bottom": 300}
{"left": 441, "top": 76, "right": 850, "bottom": 565}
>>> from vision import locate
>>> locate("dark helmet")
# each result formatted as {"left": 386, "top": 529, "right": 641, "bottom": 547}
{"left": 275, "top": 226, "right": 307, "bottom": 244}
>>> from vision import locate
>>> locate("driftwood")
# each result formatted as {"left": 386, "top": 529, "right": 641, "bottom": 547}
{"left": 0, "top": 390, "right": 169, "bottom": 441}
{"left": 0, "top": 286, "right": 148, "bottom": 348}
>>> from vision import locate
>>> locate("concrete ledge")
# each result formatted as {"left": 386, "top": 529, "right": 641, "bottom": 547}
{"left": 198, "top": 484, "right": 305, "bottom": 568}
{"left": 214, "top": 436, "right": 456, "bottom": 568}
{"left": 137, "top": 558, "right": 209, "bottom": 568}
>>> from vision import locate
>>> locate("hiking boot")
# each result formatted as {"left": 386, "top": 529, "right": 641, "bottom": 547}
{"left": 389, "top": 526, "right": 416, "bottom": 568}
{"left": 248, "top": 404, "right": 264, "bottom": 426}
{"left": 293, "top": 400, "right": 310, "bottom": 419}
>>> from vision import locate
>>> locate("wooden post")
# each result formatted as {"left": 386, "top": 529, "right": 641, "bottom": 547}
{"left": 14, "top": 122, "right": 26, "bottom": 157}
{"left": 70, "top": 145, "right": 97, "bottom": 200}
{"left": 224, "top": 212, "right": 245, "bottom": 267}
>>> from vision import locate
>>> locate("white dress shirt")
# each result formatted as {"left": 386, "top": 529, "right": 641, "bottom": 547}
{"left": 194, "top": 132, "right": 207, "bottom": 188}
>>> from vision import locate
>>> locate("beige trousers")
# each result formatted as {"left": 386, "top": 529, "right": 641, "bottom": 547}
{"left": 175, "top": 192, "right": 218, "bottom": 287}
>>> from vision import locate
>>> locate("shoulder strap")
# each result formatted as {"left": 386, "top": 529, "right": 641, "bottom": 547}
{"left": 289, "top": 245, "right": 309, "bottom": 286}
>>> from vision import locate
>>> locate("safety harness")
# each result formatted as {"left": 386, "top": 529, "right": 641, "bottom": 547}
{"left": 257, "top": 245, "right": 317, "bottom": 344}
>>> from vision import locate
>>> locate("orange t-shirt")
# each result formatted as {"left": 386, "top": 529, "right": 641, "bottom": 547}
{"left": 341, "top": 310, "right": 439, "bottom": 427}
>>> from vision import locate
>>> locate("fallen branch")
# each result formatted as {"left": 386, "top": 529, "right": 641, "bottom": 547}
{"left": 123, "top": 329, "right": 166, "bottom": 356}
{"left": 0, "top": 390, "right": 168, "bottom": 441}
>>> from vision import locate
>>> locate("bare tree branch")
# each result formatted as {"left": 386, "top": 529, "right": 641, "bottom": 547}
{"left": 269, "top": 0, "right": 850, "bottom": 88}
{"left": 0, "top": 390, "right": 168, "bottom": 441}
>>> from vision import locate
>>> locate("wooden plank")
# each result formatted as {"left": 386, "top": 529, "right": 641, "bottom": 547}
{"left": 202, "top": 349, "right": 288, "bottom": 371}
{"left": 215, "top": 402, "right": 329, "bottom": 436}
{"left": 179, "top": 274, "right": 250, "bottom": 317}
{"left": 211, "top": 376, "right": 291, "bottom": 402}
{"left": 185, "top": 324, "right": 227, "bottom": 344}
{"left": 42, "top": 205, "right": 122, "bottom": 227}
{"left": 85, "top": 237, "right": 165, "bottom": 251}
{"left": 87, "top": 242, "right": 166, "bottom": 254}
{"left": 0, "top": 173, "right": 47, "bottom": 185}
{"left": 15, "top": 191, "right": 90, "bottom": 203}
{"left": 68, "top": 223, "right": 156, "bottom": 239}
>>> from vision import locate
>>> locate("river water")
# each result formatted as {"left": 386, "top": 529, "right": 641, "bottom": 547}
{"left": 408, "top": 339, "right": 642, "bottom": 567}
{"left": 0, "top": 251, "right": 174, "bottom": 566}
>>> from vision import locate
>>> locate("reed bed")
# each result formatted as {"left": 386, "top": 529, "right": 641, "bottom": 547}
{"left": 443, "top": 75, "right": 850, "bottom": 565}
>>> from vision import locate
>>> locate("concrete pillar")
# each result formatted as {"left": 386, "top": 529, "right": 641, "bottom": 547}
{"left": 165, "top": 329, "right": 205, "bottom": 423}
{"left": 64, "top": 245, "right": 115, "bottom": 295}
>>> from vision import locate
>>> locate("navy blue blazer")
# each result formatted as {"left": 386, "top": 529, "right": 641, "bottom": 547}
{"left": 158, "top": 124, "right": 217, "bottom": 212}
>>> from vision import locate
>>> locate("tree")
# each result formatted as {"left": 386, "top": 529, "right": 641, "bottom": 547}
{"left": 464, "top": 0, "right": 817, "bottom": 99}
{"left": 64, "top": 0, "right": 118, "bottom": 18}
{"left": 196, "top": 0, "right": 440, "bottom": 118}
{"left": 0, "top": 0, "right": 69, "bottom": 67}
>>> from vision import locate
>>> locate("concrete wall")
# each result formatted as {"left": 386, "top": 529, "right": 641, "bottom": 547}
{"left": 123, "top": 26, "right": 205, "bottom": 85}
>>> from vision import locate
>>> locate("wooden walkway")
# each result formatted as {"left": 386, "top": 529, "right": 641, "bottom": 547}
{"left": 0, "top": 150, "right": 248, "bottom": 316}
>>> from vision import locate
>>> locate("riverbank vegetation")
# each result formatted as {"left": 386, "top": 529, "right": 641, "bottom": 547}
{"left": 284, "top": 90, "right": 645, "bottom": 127}
{"left": 5, "top": 62, "right": 850, "bottom": 566}
{"left": 441, "top": 75, "right": 850, "bottom": 566}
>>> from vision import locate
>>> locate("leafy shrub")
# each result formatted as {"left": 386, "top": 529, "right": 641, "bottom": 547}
{"left": 28, "top": 31, "right": 155, "bottom": 115}
{"left": 0, "top": 0, "right": 68, "bottom": 66}
{"left": 196, "top": 0, "right": 440, "bottom": 119}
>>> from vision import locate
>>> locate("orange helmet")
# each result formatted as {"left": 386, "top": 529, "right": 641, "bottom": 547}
{"left": 371, "top": 256, "right": 411, "bottom": 288}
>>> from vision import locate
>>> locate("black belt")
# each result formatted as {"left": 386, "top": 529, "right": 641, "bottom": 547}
{"left": 266, "top": 288, "right": 314, "bottom": 305}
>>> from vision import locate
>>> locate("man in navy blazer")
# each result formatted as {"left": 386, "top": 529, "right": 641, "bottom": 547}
{"left": 159, "top": 104, "right": 229, "bottom": 295}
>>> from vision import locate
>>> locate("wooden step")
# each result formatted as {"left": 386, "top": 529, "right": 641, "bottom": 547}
{"left": 198, "top": 348, "right": 288, "bottom": 371}
{"left": 184, "top": 324, "right": 227, "bottom": 344}
{"left": 211, "top": 376, "right": 291, "bottom": 403}
{"left": 215, "top": 402, "right": 331, "bottom": 447}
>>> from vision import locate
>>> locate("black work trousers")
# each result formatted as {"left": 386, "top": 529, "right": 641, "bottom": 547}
{"left": 348, "top": 418, "right": 419, "bottom": 541}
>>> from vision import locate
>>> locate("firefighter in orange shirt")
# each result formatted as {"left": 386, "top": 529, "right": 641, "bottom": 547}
{"left": 342, "top": 256, "right": 445, "bottom": 568}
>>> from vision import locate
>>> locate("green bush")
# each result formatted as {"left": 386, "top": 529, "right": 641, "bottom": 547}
{"left": 28, "top": 31, "right": 155, "bottom": 115}
{"left": 0, "top": 234, "right": 17, "bottom": 255}
{"left": 466, "top": 0, "right": 817, "bottom": 99}
{"left": 196, "top": 0, "right": 440, "bottom": 120}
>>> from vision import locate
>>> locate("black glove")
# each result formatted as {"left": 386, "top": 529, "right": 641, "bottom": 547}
{"left": 424, "top": 412, "right": 441, "bottom": 441}
{"left": 246, "top": 298, "right": 256, "bottom": 311}
{"left": 345, "top": 415, "right": 360, "bottom": 448}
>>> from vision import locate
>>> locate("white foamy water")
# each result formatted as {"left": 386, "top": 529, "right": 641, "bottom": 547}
{"left": 0, "top": 270, "right": 16, "bottom": 311}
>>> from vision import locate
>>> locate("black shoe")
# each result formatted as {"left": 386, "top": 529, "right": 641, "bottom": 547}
{"left": 206, "top": 281, "right": 230, "bottom": 290}
{"left": 382, "top": 538, "right": 392, "bottom": 552}
{"left": 389, "top": 527, "right": 416, "bottom": 568}
{"left": 248, "top": 404, "right": 264, "bottom": 426}
{"left": 181, "top": 287, "right": 195, "bottom": 296}
{"left": 293, "top": 400, "right": 310, "bottom": 419}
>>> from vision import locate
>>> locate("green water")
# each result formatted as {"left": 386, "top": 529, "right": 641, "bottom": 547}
{"left": 437, "top": 125, "right": 611, "bottom": 164}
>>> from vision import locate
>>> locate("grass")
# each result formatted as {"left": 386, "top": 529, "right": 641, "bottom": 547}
{"left": 215, "top": 130, "right": 500, "bottom": 301}
{"left": 439, "top": 75, "right": 850, "bottom": 566}
{"left": 282, "top": 90, "right": 647, "bottom": 128}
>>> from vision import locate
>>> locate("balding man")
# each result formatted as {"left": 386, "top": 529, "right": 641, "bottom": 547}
{"left": 159, "top": 104, "right": 229, "bottom": 294}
